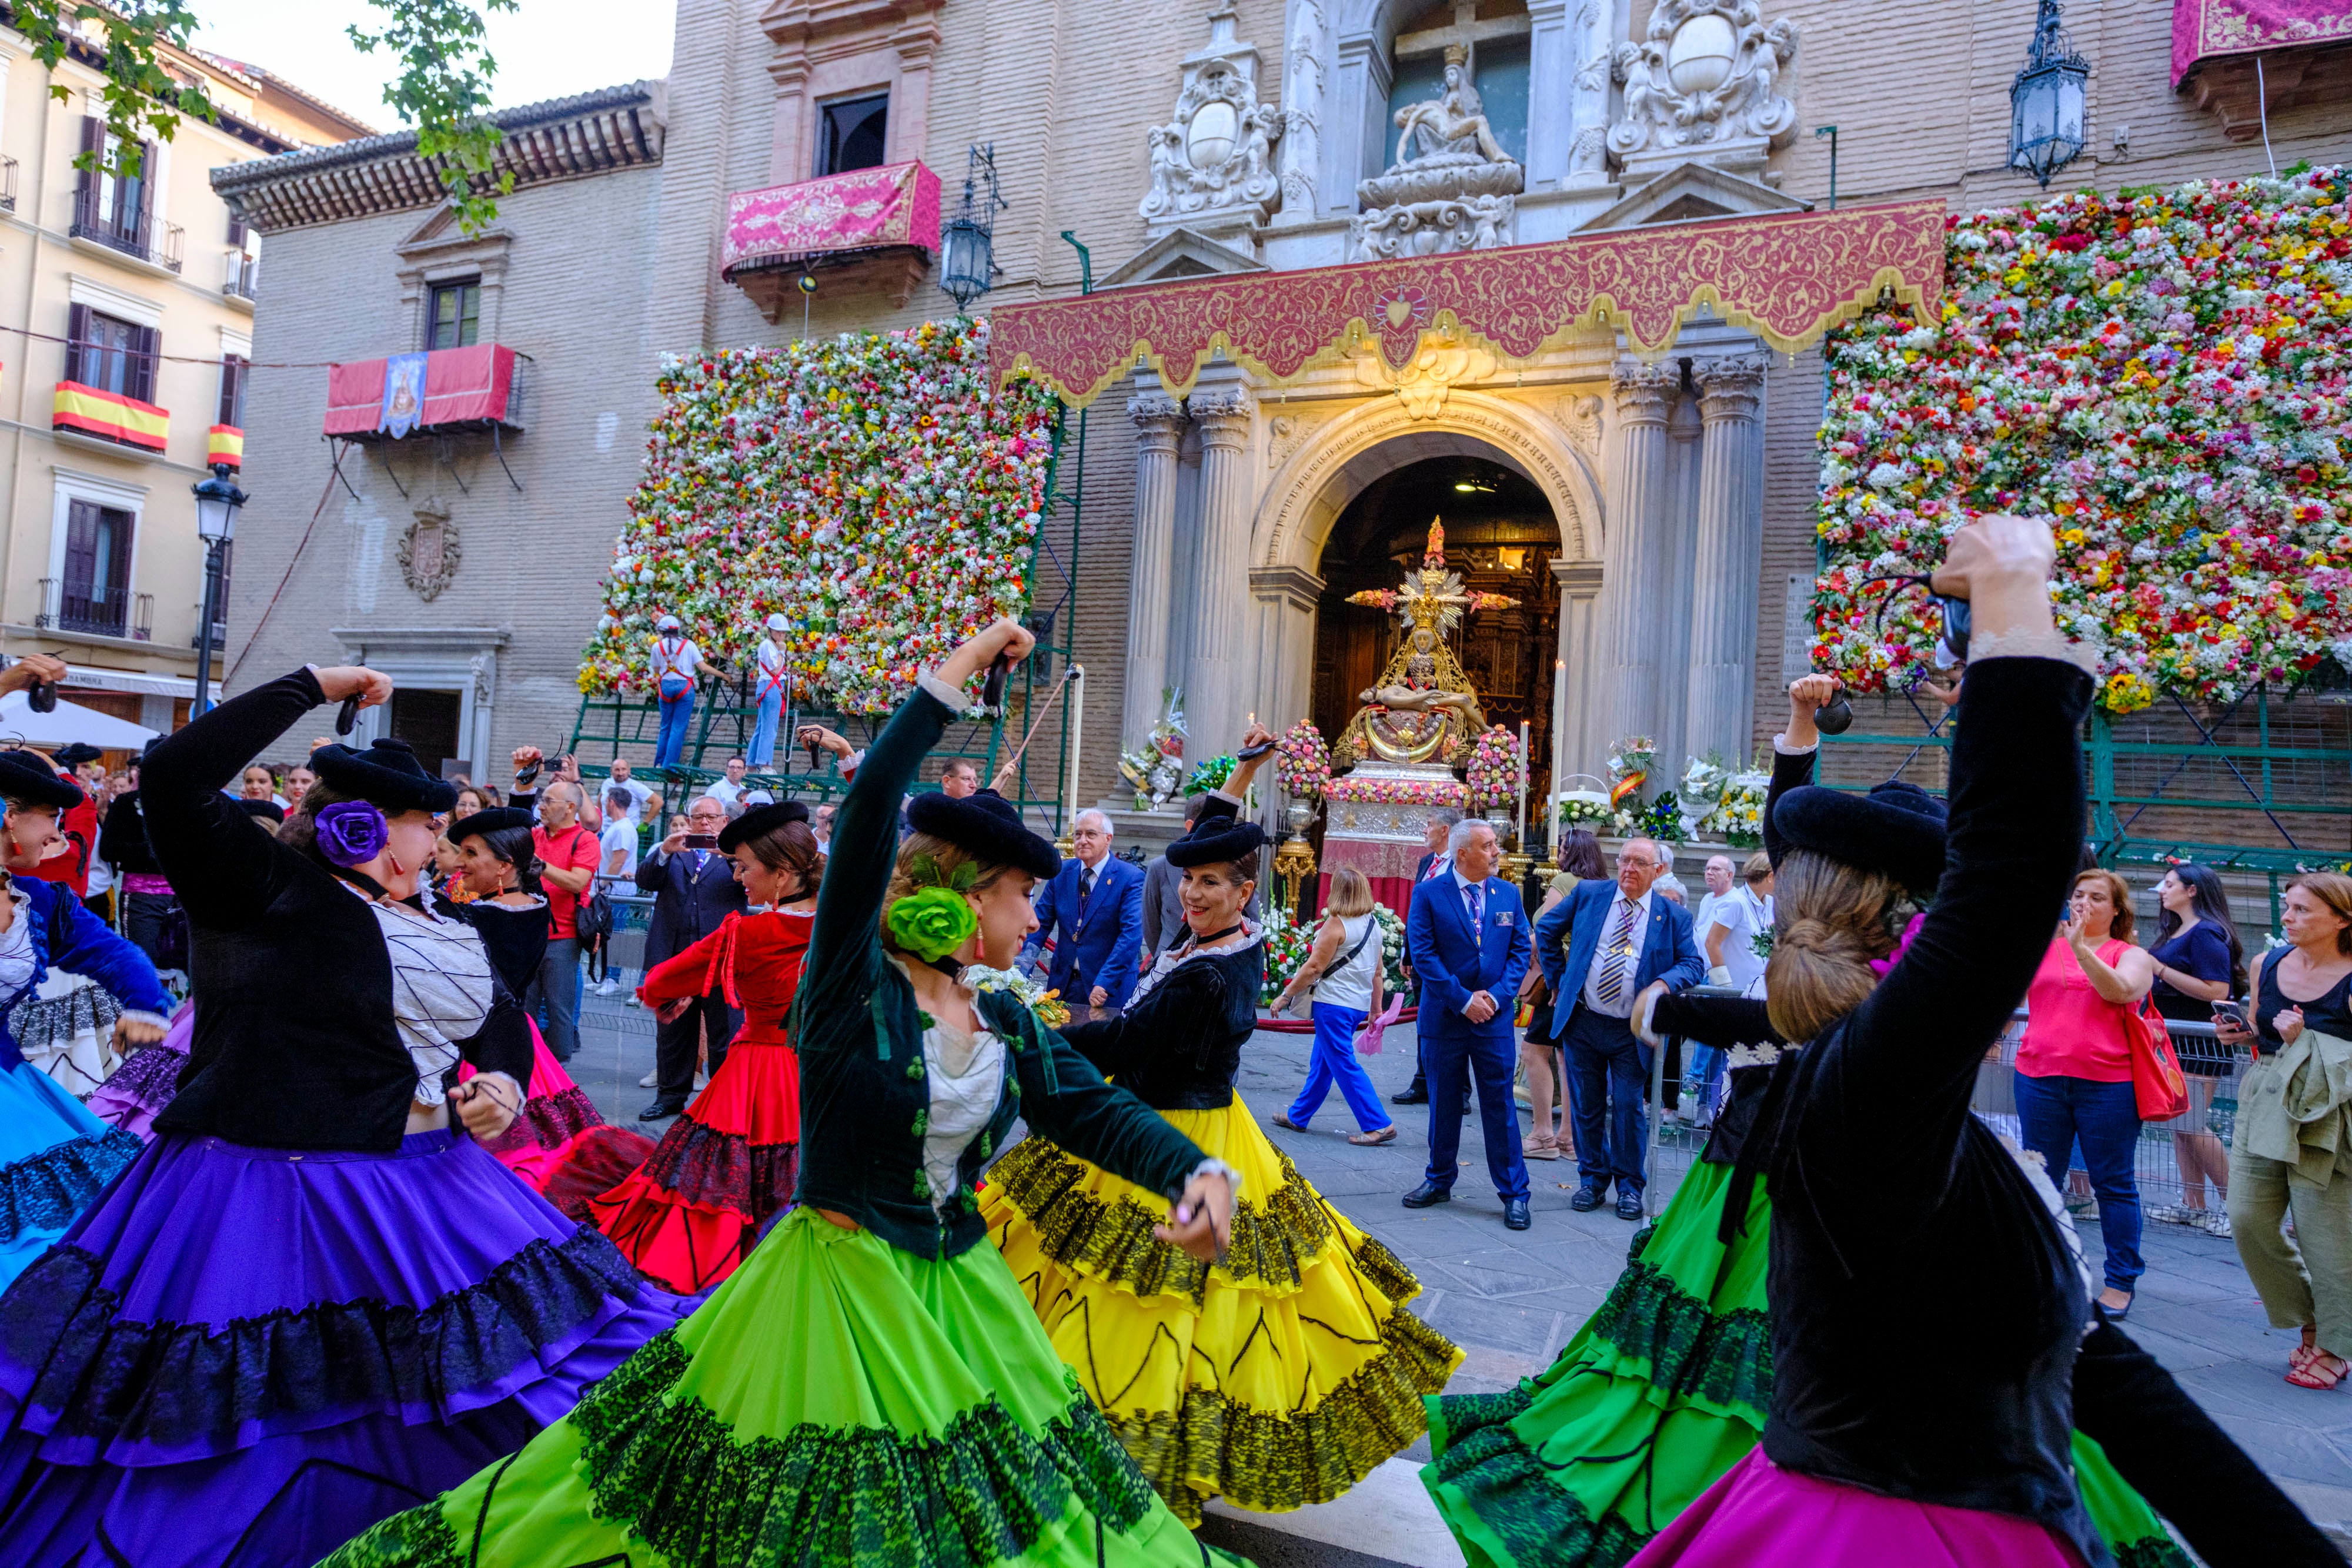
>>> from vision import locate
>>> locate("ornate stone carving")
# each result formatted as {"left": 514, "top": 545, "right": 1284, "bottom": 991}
{"left": 1266, "top": 410, "right": 1321, "bottom": 469}
{"left": 1567, "top": 0, "right": 1616, "bottom": 186}
{"left": 1275, "top": 0, "right": 1324, "bottom": 220}
{"left": 1349, "top": 44, "right": 1524, "bottom": 261}
{"left": 1556, "top": 393, "right": 1605, "bottom": 456}
{"left": 468, "top": 651, "right": 493, "bottom": 703}
{"left": 1140, "top": 6, "right": 1282, "bottom": 239}
{"left": 1352, "top": 327, "right": 1496, "bottom": 419}
{"left": 396, "top": 504, "right": 462, "bottom": 601}
{"left": 1610, "top": 360, "right": 1681, "bottom": 425}
{"left": 1609, "top": 1, "right": 1799, "bottom": 185}
{"left": 1127, "top": 389, "right": 1187, "bottom": 453}
{"left": 1187, "top": 383, "right": 1256, "bottom": 443}
{"left": 1695, "top": 352, "right": 1768, "bottom": 419}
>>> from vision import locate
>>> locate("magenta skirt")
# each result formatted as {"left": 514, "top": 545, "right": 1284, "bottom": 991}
{"left": 1629, "top": 1450, "right": 2092, "bottom": 1568}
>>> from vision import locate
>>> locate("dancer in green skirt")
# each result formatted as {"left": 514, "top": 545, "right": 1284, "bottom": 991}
{"left": 325, "top": 618, "right": 1250, "bottom": 1568}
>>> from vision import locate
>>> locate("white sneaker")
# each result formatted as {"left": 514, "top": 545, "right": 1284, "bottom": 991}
{"left": 638, "top": 1068, "right": 659, "bottom": 1088}
{"left": 2201, "top": 1209, "right": 2233, "bottom": 1238}
{"left": 624, "top": 994, "right": 642, "bottom": 1008}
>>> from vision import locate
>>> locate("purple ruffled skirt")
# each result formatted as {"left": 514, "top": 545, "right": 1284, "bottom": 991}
{"left": 0, "top": 1126, "right": 693, "bottom": 1568}
{"left": 85, "top": 1002, "right": 193, "bottom": 1141}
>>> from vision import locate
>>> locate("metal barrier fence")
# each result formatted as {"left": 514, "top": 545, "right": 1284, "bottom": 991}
{"left": 1643, "top": 1001, "right": 2240, "bottom": 1227}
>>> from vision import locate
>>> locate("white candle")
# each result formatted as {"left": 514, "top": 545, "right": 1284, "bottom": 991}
{"left": 1551, "top": 658, "right": 1568, "bottom": 810}
{"left": 1517, "top": 720, "right": 1530, "bottom": 849}
{"left": 1065, "top": 666, "right": 1085, "bottom": 835}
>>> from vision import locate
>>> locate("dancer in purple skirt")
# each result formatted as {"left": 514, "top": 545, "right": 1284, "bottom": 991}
{"left": 0, "top": 663, "right": 692, "bottom": 1568}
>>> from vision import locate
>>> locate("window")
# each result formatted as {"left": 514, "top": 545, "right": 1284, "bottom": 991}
{"left": 387, "top": 687, "right": 463, "bottom": 776}
{"left": 427, "top": 279, "right": 480, "bottom": 350}
{"left": 66, "top": 305, "right": 159, "bottom": 404}
{"left": 206, "top": 540, "right": 232, "bottom": 644}
{"left": 816, "top": 93, "right": 889, "bottom": 176}
{"left": 72, "top": 118, "right": 151, "bottom": 253}
{"left": 228, "top": 213, "right": 249, "bottom": 249}
{"left": 61, "top": 497, "right": 133, "bottom": 637}
{"left": 218, "top": 355, "right": 249, "bottom": 427}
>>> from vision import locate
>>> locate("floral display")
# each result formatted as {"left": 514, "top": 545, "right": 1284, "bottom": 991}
{"left": 965, "top": 964, "right": 1070, "bottom": 1029}
{"left": 580, "top": 317, "right": 1059, "bottom": 713}
{"left": 1606, "top": 736, "right": 1655, "bottom": 807}
{"left": 1635, "top": 791, "right": 1683, "bottom": 846}
{"left": 1274, "top": 720, "right": 1332, "bottom": 801}
{"left": 1465, "top": 725, "right": 1525, "bottom": 809}
{"left": 1698, "top": 768, "right": 1770, "bottom": 848}
{"left": 1120, "top": 688, "right": 1187, "bottom": 810}
{"left": 1325, "top": 771, "right": 1468, "bottom": 808}
{"left": 1815, "top": 166, "right": 2352, "bottom": 711}
{"left": 1680, "top": 755, "right": 1728, "bottom": 812}
{"left": 1555, "top": 789, "right": 1634, "bottom": 837}
{"left": 1186, "top": 754, "right": 1237, "bottom": 797}
{"left": 1372, "top": 904, "right": 1409, "bottom": 995}
{"left": 1258, "top": 905, "right": 1316, "bottom": 1006}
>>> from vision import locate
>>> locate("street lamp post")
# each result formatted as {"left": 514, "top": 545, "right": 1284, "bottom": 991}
{"left": 190, "top": 461, "right": 247, "bottom": 717}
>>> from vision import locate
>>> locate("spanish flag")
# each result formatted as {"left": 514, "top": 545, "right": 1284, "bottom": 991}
{"left": 208, "top": 424, "right": 243, "bottom": 469}
{"left": 53, "top": 382, "right": 169, "bottom": 453}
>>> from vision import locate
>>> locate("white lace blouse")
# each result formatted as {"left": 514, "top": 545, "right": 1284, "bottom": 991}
{"left": 359, "top": 895, "right": 496, "bottom": 1106}
{"left": 921, "top": 1018, "right": 1007, "bottom": 1212}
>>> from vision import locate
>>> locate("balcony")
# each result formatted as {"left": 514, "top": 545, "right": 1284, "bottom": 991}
{"left": 223, "top": 251, "right": 258, "bottom": 306}
{"left": 0, "top": 156, "right": 16, "bottom": 213}
{"left": 37, "top": 579, "right": 152, "bottom": 643}
{"left": 69, "top": 188, "right": 183, "bottom": 276}
{"left": 323, "top": 343, "right": 526, "bottom": 443}
{"left": 54, "top": 380, "right": 169, "bottom": 456}
{"left": 2171, "top": 1, "right": 2352, "bottom": 141}
{"left": 721, "top": 160, "right": 941, "bottom": 318}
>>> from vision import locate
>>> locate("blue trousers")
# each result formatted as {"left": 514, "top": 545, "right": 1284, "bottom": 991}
{"left": 749, "top": 686, "right": 784, "bottom": 768}
{"left": 2014, "top": 1069, "right": 2144, "bottom": 1292}
{"left": 1686, "top": 1044, "right": 1728, "bottom": 1119}
{"left": 1288, "top": 1003, "right": 1391, "bottom": 1134}
{"left": 1422, "top": 1025, "right": 1529, "bottom": 1201}
{"left": 1561, "top": 1002, "right": 1651, "bottom": 1196}
{"left": 654, "top": 678, "right": 695, "bottom": 768}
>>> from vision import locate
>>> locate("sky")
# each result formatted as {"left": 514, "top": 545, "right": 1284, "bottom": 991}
{"left": 188, "top": 0, "right": 675, "bottom": 134}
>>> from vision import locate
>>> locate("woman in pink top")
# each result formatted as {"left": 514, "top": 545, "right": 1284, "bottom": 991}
{"left": 2014, "top": 868, "right": 2158, "bottom": 1318}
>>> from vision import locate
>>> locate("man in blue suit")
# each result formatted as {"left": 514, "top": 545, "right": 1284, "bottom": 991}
{"left": 1403, "top": 817, "right": 1535, "bottom": 1229}
{"left": 1023, "top": 808, "right": 1146, "bottom": 1009}
{"left": 1532, "top": 837, "right": 1705, "bottom": 1219}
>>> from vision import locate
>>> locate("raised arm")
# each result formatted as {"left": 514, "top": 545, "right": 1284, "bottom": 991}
{"left": 1762, "top": 674, "right": 1835, "bottom": 870}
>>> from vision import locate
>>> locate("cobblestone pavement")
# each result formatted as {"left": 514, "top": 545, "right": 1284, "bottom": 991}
{"left": 574, "top": 992, "right": 2352, "bottom": 1545}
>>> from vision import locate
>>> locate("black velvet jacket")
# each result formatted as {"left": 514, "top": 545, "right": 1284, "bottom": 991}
{"left": 97, "top": 790, "right": 165, "bottom": 880}
{"left": 453, "top": 896, "right": 550, "bottom": 1002}
{"left": 148, "top": 669, "right": 534, "bottom": 1151}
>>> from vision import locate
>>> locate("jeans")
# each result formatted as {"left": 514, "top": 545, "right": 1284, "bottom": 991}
{"left": 1561, "top": 1001, "right": 1651, "bottom": 1196}
{"left": 1422, "top": 1026, "right": 1529, "bottom": 1201}
{"left": 1288, "top": 1003, "right": 1391, "bottom": 1134}
{"left": 654, "top": 677, "right": 695, "bottom": 768}
{"left": 1686, "top": 1044, "right": 1728, "bottom": 1121}
{"left": 749, "top": 686, "right": 784, "bottom": 768}
{"left": 2014, "top": 1069, "right": 2144, "bottom": 1292}
{"left": 528, "top": 937, "right": 583, "bottom": 1062}
{"left": 2229, "top": 1055, "right": 2352, "bottom": 1358}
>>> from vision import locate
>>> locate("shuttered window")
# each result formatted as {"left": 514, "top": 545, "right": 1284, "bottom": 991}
{"left": 61, "top": 498, "right": 133, "bottom": 637}
{"left": 65, "top": 304, "right": 158, "bottom": 403}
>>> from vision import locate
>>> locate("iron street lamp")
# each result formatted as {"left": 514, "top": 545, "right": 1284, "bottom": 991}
{"left": 940, "top": 143, "right": 1008, "bottom": 312}
{"left": 2009, "top": 0, "right": 2090, "bottom": 189}
{"left": 190, "top": 460, "right": 246, "bottom": 716}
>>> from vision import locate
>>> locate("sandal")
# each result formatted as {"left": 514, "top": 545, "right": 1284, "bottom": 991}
{"left": 1272, "top": 1115, "right": 1307, "bottom": 1133}
{"left": 2287, "top": 1352, "right": 2347, "bottom": 1390}
{"left": 1347, "top": 1125, "right": 1398, "bottom": 1146}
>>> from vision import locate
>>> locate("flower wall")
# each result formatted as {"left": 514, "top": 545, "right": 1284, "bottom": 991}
{"left": 1815, "top": 168, "right": 2352, "bottom": 713}
{"left": 581, "top": 319, "right": 1059, "bottom": 713}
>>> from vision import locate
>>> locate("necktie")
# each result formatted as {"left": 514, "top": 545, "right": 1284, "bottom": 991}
{"left": 1465, "top": 880, "right": 1484, "bottom": 931}
{"left": 693, "top": 850, "right": 708, "bottom": 875}
{"left": 1595, "top": 898, "right": 1639, "bottom": 1008}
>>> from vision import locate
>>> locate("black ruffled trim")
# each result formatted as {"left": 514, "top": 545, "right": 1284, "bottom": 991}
{"left": 92, "top": 1044, "right": 186, "bottom": 1109}
{"left": 2116, "top": 1538, "right": 2195, "bottom": 1568}
{"left": 633, "top": 1115, "right": 800, "bottom": 1221}
{"left": 480, "top": 1085, "right": 604, "bottom": 1156}
{"left": 1425, "top": 1382, "right": 1651, "bottom": 1568}
{"left": 567, "top": 1330, "right": 1156, "bottom": 1568}
{"left": 0, "top": 1223, "right": 644, "bottom": 1450}
{"left": 320, "top": 1502, "right": 462, "bottom": 1568}
{"left": 987, "top": 1135, "right": 1415, "bottom": 1308}
{"left": 9, "top": 984, "right": 123, "bottom": 1057}
{"left": 0, "top": 1126, "right": 140, "bottom": 1244}
{"left": 1585, "top": 1260, "right": 1772, "bottom": 1418}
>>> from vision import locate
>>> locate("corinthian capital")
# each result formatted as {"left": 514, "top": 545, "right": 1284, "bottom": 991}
{"left": 1188, "top": 385, "right": 1256, "bottom": 449}
{"left": 1127, "top": 390, "right": 1187, "bottom": 454}
{"left": 1608, "top": 360, "right": 1678, "bottom": 425}
{"left": 1695, "top": 353, "right": 1768, "bottom": 423}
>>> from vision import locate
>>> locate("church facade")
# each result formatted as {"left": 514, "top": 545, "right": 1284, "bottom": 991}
{"left": 214, "top": 0, "right": 2352, "bottom": 813}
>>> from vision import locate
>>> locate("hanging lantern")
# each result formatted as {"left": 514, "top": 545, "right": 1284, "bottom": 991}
{"left": 940, "top": 143, "right": 1007, "bottom": 312}
{"left": 2009, "top": 0, "right": 2090, "bottom": 189}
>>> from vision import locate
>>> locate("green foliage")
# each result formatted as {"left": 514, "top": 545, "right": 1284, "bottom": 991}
{"left": 14, "top": 2, "right": 215, "bottom": 180}
{"left": 348, "top": 0, "right": 520, "bottom": 234}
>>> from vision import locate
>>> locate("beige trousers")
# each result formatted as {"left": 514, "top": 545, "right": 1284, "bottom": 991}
{"left": 2228, "top": 1079, "right": 2352, "bottom": 1359}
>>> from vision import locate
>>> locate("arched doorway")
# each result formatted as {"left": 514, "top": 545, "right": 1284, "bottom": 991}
{"left": 1311, "top": 453, "right": 1562, "bottom": 810}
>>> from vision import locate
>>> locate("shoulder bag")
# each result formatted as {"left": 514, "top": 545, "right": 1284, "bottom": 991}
{"left": 2113, "top": 940, "right": 2188, "bottom": 1122}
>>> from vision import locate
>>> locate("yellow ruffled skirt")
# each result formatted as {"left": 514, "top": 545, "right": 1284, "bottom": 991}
{"left": 980, "top": 1100, "right": 1463, "bottom": 1526}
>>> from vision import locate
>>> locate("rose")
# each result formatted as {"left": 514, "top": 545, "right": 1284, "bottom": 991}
{"left": 312, "top": 800, "right": 389, "bottom": 867}
{"left": 886, "top": 886, "right": 977, "bottom": 961}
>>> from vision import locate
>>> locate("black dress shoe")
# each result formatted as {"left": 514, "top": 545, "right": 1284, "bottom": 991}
{"left": 1392, "top": 1082, "right": 1429, "bottom": 1105}
{"left": 1615, "top": 1191, "right": 1645, "bottom": 1221}
{"left": 1401, "top": 1181, "right": 1454, "bottom": 1209}
{"left": 638, "top": 1099, "right": 685, "bottom": 1122}
{"left": 1504, "top": 1198, "right": 1532, "bottom": 1231}
{"left": 1569, "top": 1185, "right": 1605, "bottom": 1212}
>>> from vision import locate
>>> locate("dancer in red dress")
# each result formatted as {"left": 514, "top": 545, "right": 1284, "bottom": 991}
{"left": 587, "top": 801, "right": 818, "bottom": 1292}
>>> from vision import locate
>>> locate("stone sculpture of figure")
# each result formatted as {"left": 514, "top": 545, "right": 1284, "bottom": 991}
{"left": 1141, "top": 124, "right": 1187, "bottom": 219}
{"left": 1240, "top": 103, "right": 1281, "bottom": 188}
{"left": 1394, "top": 61, "right": 1513, "bottom": 166}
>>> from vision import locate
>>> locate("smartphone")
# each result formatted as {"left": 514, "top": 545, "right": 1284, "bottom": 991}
{"left": 2210, "top": 998, "right": 2250, "bottom": 1033}
{"left": 683, "top": 833, "right": 719, "bottom": 851}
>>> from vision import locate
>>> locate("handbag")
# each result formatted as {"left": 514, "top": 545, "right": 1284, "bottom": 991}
{"left": 2122, "top": 983, "right": 2189, "bottom": 1122}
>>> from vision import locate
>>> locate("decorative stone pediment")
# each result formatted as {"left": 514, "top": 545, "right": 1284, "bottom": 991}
{"left": 1610, "top": 1, "right": 1800, "bottom": 188}
{"left": 1139, "top": 6, "right": 1282, "bottom": 246}
{"left": 1576, "top": 159, "right": 1810, "bottom": 231}
{"left": 1098, "top": 228, "right": 1268, "bottom": 290}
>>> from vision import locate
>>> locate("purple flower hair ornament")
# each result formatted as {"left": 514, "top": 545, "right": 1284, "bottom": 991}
{"left": 313, "top": 799, "right": 390, "bottom": 867}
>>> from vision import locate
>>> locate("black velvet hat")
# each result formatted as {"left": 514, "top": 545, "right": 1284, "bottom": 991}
{"left": 0, "top": 750, "right": 82, "bottom": 811}
{"left": 448, "top": 806, "right": 534, "bottom": 845}
{"left": 52, "top": 743, "right": 102, "bottom": 768}
{"left": 717, "top": 799, "right": 809, "bottom": 854}
{"left": 1770, "top": 779, "right": 1948, "bottom": 894}
{"left": 309, "top": 738, "right": 457, "bottom": 815}
{"left": 904, "top": 787, "right": 1060, "bottom": 880}
{"left": 235, "top": 797, "right": 286, "bottom": 823}
{"left": 1167, "top": 817, "right": 1268, "bottom": 871}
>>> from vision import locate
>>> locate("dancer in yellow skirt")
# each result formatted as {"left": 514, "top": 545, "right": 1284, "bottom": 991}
{"left": 983, "top": 725, "right": 1462, "bottom": 1527}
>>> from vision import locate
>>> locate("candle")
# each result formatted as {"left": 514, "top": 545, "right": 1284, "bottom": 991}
{"left": 1517, "top": 719, "right": 1531, "bottom": 850}
{"left": 1551, "top": 658, "right": 1568, "bottom": 808}
{"left": 1065, "top": 666, "right": 1085, "bottom": 836}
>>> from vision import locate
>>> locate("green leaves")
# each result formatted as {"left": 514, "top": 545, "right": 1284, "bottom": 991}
{"left": 348, "top": 0, "right": 521, "bottom": 235}
{"left": 16, "top": 2, "right": 215, "bottom": 179}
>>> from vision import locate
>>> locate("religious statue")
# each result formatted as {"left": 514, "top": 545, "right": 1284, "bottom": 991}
{"left": 1394, "top": 61, "right": 1511, "bottom": 167}
{"left": 1351, "top": 44, "right": 1522, "bottom": 260}
{"left": 1331, "top": 518, "right": 1518, "bottom": 770}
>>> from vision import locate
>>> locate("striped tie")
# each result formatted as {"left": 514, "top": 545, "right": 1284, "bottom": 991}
{"left": 1595, "top": 898, "right": 1639, "bottom": 1008}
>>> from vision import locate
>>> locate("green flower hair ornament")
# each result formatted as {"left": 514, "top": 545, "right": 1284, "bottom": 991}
{"left": 887, "top": 854, "right": 983, "bottom": 961}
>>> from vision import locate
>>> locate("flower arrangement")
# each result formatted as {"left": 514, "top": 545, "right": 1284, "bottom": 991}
{"left": 1258, "top": 904, "right": 1316, "bottom": 1005}
{"left": 1815, "top": 167, "right": 2352, "bottom": 711}
{"left": 1274, "top": 720, "right": 1332, "bottom": 801}
{"left": 1606, "top": 735, "right": 1655, "bottom": 808}
{"left": 1465, "top": 725, "right": 1524, "bottom": 808}
{"left": 1681, "top": 755, "right": 1728, "bottom": 812}
{"left": 1373, "top": 903, "right": 1409, "bottom": 994}
{"left": 1635, "top": 791, "right": 1683, "bottom": 845}
{"left": 964, "top": 965, "right": 1070, "bottom": 1029}
{"left": 1186, "top": 754, "right": 1237, "bottom": 797}
{"left": 1325, "top": 771, "right": 1468, "bottom": 807}
{"left": 1699, "top": 768, "right": 1770, "bottom": 848}
{"left": 1120, "top": 688, "right": 1187, "bottom": 810}
{"left": 580, "top": 317, "right": 1058, "bottom": 714}
{"left": 1555, "top": 788, "right": 1631, "bottom": 835}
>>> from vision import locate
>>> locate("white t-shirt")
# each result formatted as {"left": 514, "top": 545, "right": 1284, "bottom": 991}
{"left": 702, "top": 778, "right": 748, "bottom": 807}
{"left": 649, "top": 636, "right": 700, "bottom": 685}
{"left": 1693, "top": 889, "right": 1726, "bottom": 944}
{"left": 599, "top": 818, "right": 640, "bottom": 890}
{"left": 754, "top": 637, "right": 790, "bottom": 696}
{"left": 604, "top": 777, "right": 653, "bottom": 825}
{"left": 1709, "top": 885, "right": 1773, "bottom": 994}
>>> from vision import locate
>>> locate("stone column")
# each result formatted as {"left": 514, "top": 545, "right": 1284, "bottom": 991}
{"left": 1684, "top": 355, "right": 1769, "bottom": 766}
{"left": 1551, "top": 557, "right": 1605, "bottom": 801}
{"left": 1524, "top": 0, "right": 1572, "bottom": 190}
{"left": 1275, "top": 0, "right": 1326, "bottom": 222}
{"left": 1183, "top": 383, "right": 1257, "bottom": 754}
{"left": 1249, "top": 564, "right": 1325, "bottom": 745}
{"left": 1592, "top": 361, "right": 1678, "bottom": 768}
{"left": 1122, "top": 387, "right": 1188, "bottom": 747}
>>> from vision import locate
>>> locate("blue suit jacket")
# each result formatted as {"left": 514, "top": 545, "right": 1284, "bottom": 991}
{"left": 1023, "top": 854, "right": 1145, "bottom": 1009}
{"left": 1406, "top": 872, "right": 1531, "bottom": 1042}
{"left": 1532, "top": 878, "right": 1706, "bottom": 1041}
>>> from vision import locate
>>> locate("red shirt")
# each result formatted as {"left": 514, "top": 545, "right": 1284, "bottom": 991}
{"left": 533, "top": 822, "right": 600, "bottom": 939}
{"left": 2016, "top": 936, "right": 2136, "bottom": 1083}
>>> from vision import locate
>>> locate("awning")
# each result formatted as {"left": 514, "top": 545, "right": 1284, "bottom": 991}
{"left": 54, "top": 382, "right": 169, "bottom": 453}
{"left": 62, "top": 666, "right": 193, "bottom": 700}
{"left": 990, "top": 199, "right": 1949, "bottom": 407}
{"left": 0, "top": 690, "right": 158, "bottom": 748}
{"left": 721, "top": 161, "right": 942, "bottom": 279}
{"left": 324, "top": 344, "right": 521, "bottom": 438}
{"left": 2173, "top": 0, "right": 2352, "bottom": 85}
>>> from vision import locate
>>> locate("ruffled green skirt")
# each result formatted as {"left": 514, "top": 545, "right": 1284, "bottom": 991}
{"left": 321, "top": 1208, "right": 1243, "bottom": 1568}
{"left": 1421, "top": 1163, "right": 2187, "bottom": 1568}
